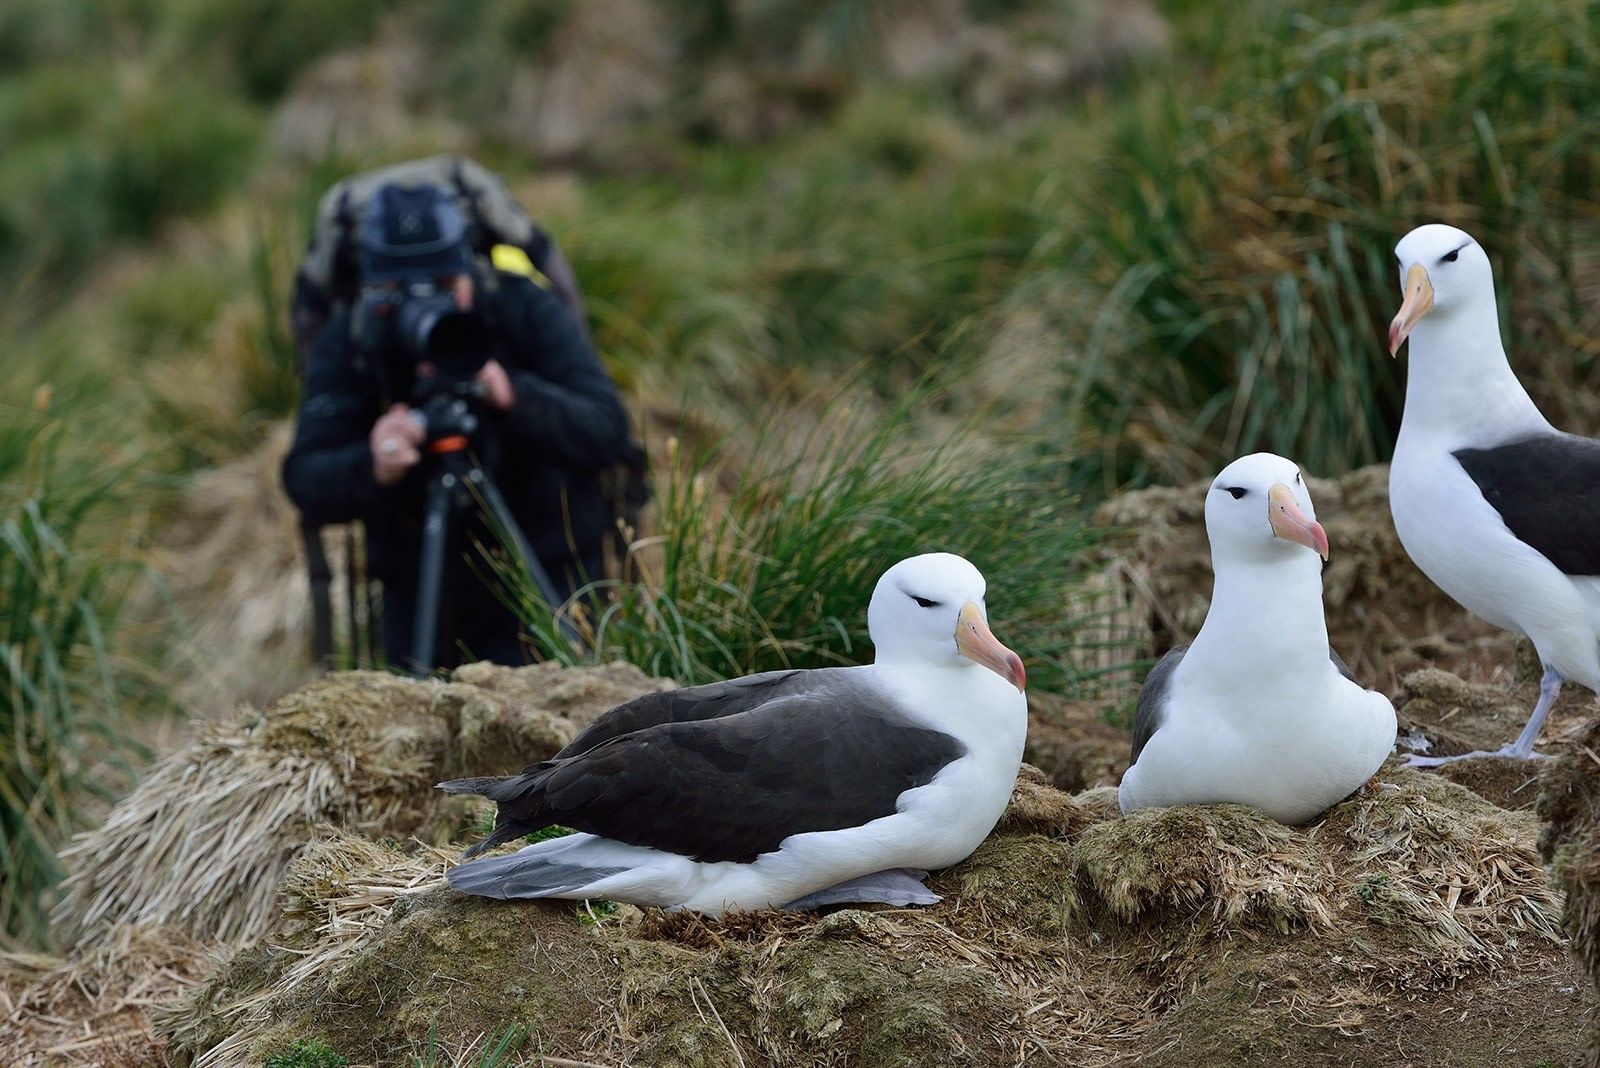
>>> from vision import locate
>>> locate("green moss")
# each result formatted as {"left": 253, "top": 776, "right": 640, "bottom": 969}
{"left": 858, "top": 966, "right": 1007, "bottom": 1068}
{"left": 264, "top": 1040, "right": 348, "bottom": 1068}
{"left": 952, "top": 833, "right": 1080, "bottom": 937}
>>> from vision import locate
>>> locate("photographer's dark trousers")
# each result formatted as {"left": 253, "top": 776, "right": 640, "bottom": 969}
{"left": 376, "top": 522, "right": 604, "bottom": 673}
{"left": 380, "top": 573, "right": 526, "bottom": 672}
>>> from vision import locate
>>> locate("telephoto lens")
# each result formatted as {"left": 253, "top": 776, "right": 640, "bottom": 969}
{"left": 395, "top": 294, "right": 492, "bottom": 379}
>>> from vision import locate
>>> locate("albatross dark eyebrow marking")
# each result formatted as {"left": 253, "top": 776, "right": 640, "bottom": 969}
{"left": 1441, "top": 242, "right": 1468, "bottom": 263}
{"left": 911, "top": 595, "right": 938, "bottom": 608}
{"left": 1218, "top": 486, "right": 1247, "bottom": 500}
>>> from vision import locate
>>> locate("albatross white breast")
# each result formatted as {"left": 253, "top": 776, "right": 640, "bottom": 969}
{"left": 437, "top": 552, "right": 1028, "bottom": 915}
{"left": 1388, "top": 222, "right": 1600, "bottom": 764}
{"left": 1118, "top": 453, "right": 1396, "bottom": 824}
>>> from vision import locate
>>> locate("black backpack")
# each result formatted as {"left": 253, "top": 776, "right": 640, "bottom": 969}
{"left": 289, "top": 154, "right": 590, "bottom": 370}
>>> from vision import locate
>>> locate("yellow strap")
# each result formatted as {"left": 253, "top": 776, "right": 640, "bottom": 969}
{"left": 490, "top": 244, "right": 550, "bottom": 288}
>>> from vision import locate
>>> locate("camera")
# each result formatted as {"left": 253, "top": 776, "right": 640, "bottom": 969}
{"left": 409, "top": 381, "right": 483, "bottom": 446}
{"left": 360, "top": 279, "right": 492, "bottom": 382}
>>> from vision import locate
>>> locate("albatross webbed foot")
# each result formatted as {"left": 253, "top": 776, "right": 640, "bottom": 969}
{"left": 1402, "top": 745, "right": 1551, "bottom": 768}
{"left": 1402, "top": 665, "right": 1561, "bottom": 767}
{"left": 782, "top": 868, "right": 940, "bottom": 910}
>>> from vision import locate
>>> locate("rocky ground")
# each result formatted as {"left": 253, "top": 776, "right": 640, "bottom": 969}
{"left": 6, "top": 462, "right": 1600, "bottom": 1066}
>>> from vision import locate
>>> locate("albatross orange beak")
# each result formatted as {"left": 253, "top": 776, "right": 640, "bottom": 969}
{"left": 1267, "top": 483, "right": 1329, "bottom": 560}
{"left": 956, "top": 602, "right": 1027, "bottom": 693}
{"left": 1388, "top": 263, "right": 1434, "bottom": 356}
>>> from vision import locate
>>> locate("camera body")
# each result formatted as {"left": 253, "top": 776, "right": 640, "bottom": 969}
{"left": 409, "top": 379, "right": 484, "bottom": 446}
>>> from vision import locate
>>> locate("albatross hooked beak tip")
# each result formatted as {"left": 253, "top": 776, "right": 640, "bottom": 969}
{"left": 955, "top": 602, "right": 1027, "bottom": 693}
{"left": 1267, "top": 483, "right": 1330, "bottom": 560}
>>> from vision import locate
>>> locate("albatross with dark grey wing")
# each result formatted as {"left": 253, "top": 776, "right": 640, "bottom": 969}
{"left": 1388, "top": 223, "right": 1600, "bottom": 765}
{"left": 439, "top": 552, "right": 1029, "bottom": 915}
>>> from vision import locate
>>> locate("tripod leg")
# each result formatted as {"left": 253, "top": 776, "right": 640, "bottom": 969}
{"left": 411, "top": 474, "right": 457, "bottom": 675}
{"left": 300, "top": 517, "right": 335, "bottom": 670}
{"left": 468, "top": 469, "right": 583, "bottom": 647}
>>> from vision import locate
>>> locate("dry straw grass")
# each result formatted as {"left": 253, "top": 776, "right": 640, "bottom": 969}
{"left": 1539, "top": 716, "right": 1600, "bottom": 1062}
{"left": 0, "top": 925, "right": 214, "bottom": 1068}
{"left": 167, "top": 834, "right": 456, "bottom": 1068}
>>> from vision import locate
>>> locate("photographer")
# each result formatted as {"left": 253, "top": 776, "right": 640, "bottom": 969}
{"left": 282, "top": 182, "right": 631, "bottom": 671}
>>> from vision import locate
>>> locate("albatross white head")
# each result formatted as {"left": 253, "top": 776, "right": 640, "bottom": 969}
{"left": 1205, "top": 452, "right": 1328, "bottom": 568}
{"left": 1389, "top": 223, "right": 1501, "bottom": 357}
{"left": 1387, "top": 223, "right": 1547, "bottom": 443}
{"left": 866, "top": 552, "right": 1026, "bottom": 692}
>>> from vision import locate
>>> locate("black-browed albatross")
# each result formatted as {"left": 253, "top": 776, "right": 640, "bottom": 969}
{"left": 438, "top": 552, "right": 1028, "bottom": 915}
{"left": 1388, "top": 222, "right": 1600, "bottom": 765}
{"left": 1118, "top": 453, "right": 1397, "bottom": 824}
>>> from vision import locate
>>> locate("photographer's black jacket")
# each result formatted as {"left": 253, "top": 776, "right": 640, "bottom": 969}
{"left": 282, "top": 270, "right": 631, "bottom": 592}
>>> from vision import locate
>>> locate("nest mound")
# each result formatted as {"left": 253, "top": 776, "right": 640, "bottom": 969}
{"left": 146, "top": 749, "right": 1576, "bottom": 1067}
{"left": 51, "top": 662, "right": 674, "bottom": 951}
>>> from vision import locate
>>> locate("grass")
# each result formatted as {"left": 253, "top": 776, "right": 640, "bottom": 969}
{"left": 0, "top": 416, "right": 147, "bottom": 948}
{"left": 1070, "top": 0, "right": 1600, "bottom": 489}
{"left": 541, "top": 82, "right": 1097, "bottom": 403}
{"left": 508, "top": 367, "right": 1122, "bottom": 696}
{"left": 265, "top": 1039, "right": 349, "bottom": 1068}
{"left": 408, "top": 1020, "right": 529, "bottom": 1068}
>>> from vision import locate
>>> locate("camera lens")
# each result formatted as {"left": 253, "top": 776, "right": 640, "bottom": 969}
{"left": 395, "top": 295, "right": 491, "bottom": 378}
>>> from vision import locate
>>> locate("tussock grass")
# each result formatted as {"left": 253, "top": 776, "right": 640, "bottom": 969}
{"left": 1073, "top": 0, "right": 1600, "bottom": 488}
{"left": 513, "top": 371, "right": 1122, "bottom": 696}
{"left": 0, "top": 418, "right": 144, "bottom": 949}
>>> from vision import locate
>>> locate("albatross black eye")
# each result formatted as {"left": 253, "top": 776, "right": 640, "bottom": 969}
{"left": 911, "top": 595, "right": 938, "bottom": 608}
{"left": 1221, "top": 486, "right": 1246, "bottom": 500}
{"left": 1442, "top": 249, "right": 1460, "bottom": 263}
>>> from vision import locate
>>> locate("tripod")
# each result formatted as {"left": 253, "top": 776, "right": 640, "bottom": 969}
{"left": 410, "top": 407, "right": 581, "bottom": 674}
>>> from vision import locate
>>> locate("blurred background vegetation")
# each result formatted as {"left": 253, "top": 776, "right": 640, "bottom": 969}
{"left": 0, "top": 0, "right": 1596, "bottom": 947}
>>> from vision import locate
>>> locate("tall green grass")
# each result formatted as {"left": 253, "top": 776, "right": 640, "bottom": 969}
{"left": 1071, "top": 0, "right": 1600, "bottom": 489}
{"left": 0, "top": 416, "right": 145, "bottom": 948}
{"left": 511, "top": 371, "right": 1121, "bottom": 697}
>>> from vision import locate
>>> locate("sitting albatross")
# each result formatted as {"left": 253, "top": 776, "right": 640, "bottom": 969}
{"left": 1118, "top": 453, "right": 1396, "bottom": 824}
{"left": 1388, "top": 222, "right": 1600, "bottom": 765}
{"left": 438, "top": 552, "right": 1028, "bottom": 915}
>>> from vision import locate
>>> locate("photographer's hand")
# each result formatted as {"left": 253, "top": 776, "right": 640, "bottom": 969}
{"left": 371, "top": 403, "right": 426, "bottom": 486}
{"left": 475, "top": 360, "right": 516, "bottom": 412}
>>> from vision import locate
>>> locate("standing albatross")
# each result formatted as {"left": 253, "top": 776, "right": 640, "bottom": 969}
{"left": 1388, "top": 222, "right": 1600, "bottom": 765}
{"left": 438, "top": 552, "right": 1028, "bottom": 915}
{"left": 1118, "top": 453, "right": 1396, "bottom": 824}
